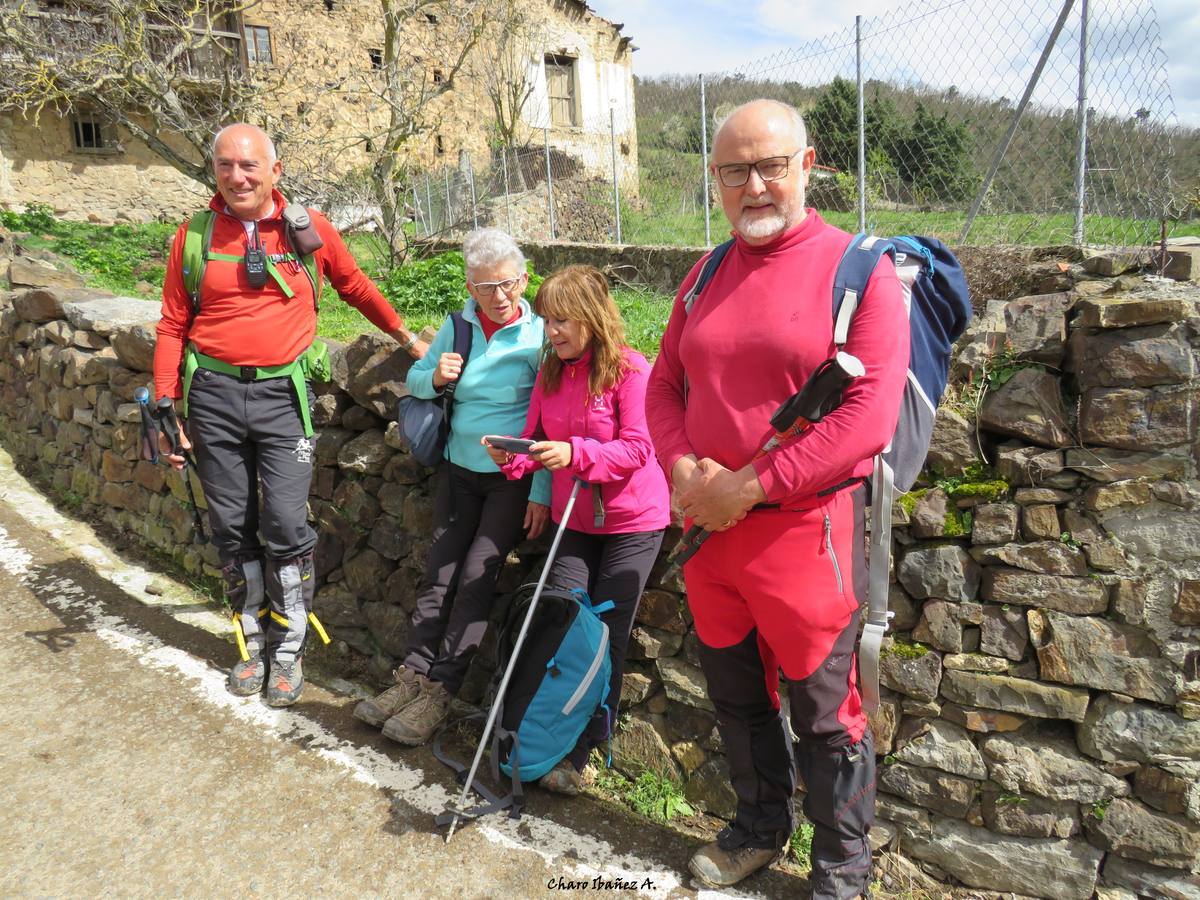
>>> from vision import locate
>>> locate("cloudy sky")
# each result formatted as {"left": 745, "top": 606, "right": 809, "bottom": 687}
{"left": 588, "top": 0, "right": 1200, "bottom": 126}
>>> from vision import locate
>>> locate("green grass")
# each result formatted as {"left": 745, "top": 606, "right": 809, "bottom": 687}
{"left": 2, "top": 204, "right": 173, "bottom": 297}
{"left": 789, "top": 822, "right": 815, "bottom": 870}
{"left": 625, "top": 771, "right": 695, "bottom": 822}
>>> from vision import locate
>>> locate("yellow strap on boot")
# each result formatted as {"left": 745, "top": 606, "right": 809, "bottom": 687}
{"left": 232, "top": 614, "right": 250, "bottom": 662}
{"left": 270, "top": 610, "right": 290, "bottom": 628}
{"left": 307, "top": 612, "right": 331, "bottom": 646}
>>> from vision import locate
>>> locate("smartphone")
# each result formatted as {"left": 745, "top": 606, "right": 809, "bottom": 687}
{"left": 484, "top": 435, "right": 537, "bottom": 455}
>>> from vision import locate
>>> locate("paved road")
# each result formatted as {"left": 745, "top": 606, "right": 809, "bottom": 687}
{"left": 0, "top": 454, "right": 807, "bottom": 899}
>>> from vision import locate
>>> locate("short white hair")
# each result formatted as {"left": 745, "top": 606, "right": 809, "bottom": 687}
{"left": 714, "top": 99, "right": 808, "bottom": 150}
{"left": 211, "top": 123, "right": 277, "bottom": 164}
{"left": 462, "top": 228, "right": 526, "bottom": 277}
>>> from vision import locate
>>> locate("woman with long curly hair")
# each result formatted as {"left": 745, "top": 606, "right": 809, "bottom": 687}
{"left": 485, "top": 264, "right": 670, "bottom": 794}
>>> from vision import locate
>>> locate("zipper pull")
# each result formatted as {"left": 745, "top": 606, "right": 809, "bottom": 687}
{"left": 823, "top": 515, "right": 832, "bottom": 552}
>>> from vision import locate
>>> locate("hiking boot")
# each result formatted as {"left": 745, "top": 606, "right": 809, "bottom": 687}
{"left": 266, "top": 657, "right": 304, "bottom": 707}
{"left": 688, "top": 840, "right": 780, "bottom": 887}
{"left": 228, "top": 653, "right": 265, "bottom": 696}
{"left": 538, "top": 759, "right": 583, "bottom": 796}
{"left": 354, "top": 666, "right": 423, "bottom": 728}
{"left": 381, "top": 677, "right": 450, "bottom": 746}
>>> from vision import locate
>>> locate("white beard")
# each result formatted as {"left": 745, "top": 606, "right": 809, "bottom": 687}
{"left": 736, "top": 209, "right": 788, "bottom": 241}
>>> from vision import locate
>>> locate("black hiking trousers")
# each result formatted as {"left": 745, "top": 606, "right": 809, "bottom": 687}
{"left": 187, "top": 367, "right": 317, "bottom": 662}
{"left": 403, "top": 462, "right": 533, "bottom": 695}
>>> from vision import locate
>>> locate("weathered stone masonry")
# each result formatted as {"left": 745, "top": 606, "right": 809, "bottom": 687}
{"left": 1, "top": 225, "right": 1198, "bottom": 897}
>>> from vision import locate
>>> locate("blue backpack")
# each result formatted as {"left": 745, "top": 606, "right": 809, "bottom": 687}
{"left": 434, "top": 584, "right": 613, "bottom": 821}
{"left": 682, "top": 232, "right": 973, "bottom": 712}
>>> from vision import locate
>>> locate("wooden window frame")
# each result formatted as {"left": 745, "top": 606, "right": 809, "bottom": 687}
{"left": 244, "top": 23, "right": 273, "bottom": 66}
{"left": 544, "top": 54, "right": 578, "bottom": 128}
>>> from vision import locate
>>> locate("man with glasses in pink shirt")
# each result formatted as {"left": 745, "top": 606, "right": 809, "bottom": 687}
{"left": 647, "top": 99, "right": 909, "bottom": 896}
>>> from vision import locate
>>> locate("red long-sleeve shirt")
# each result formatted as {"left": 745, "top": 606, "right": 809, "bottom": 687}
{"left": 646, "top": 212, "right": 909, "bottom": 508}
{"left": 153, "top": 190, "right": 402, "bottom": 399}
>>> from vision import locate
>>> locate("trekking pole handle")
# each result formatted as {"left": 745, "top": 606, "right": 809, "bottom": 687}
{"left": 445, "top": 478, "right": 586, "bottom": 844}
{"left": 134, "top": 388, "right": 159, "bottom": 464}
{"left": 155, "top": 397, "right": 183, "bottom": 454}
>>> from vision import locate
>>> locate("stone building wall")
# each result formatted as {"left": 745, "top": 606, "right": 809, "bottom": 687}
{"left": 0, "top": 0, "right": 636, "bottom": 223}
{"left": 0, "top": 225, "right": 1198, "bottom": 896}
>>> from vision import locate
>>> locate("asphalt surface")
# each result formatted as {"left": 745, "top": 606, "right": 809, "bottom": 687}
{"left": 0, "top": 449, "right": 808, "bottom": 899}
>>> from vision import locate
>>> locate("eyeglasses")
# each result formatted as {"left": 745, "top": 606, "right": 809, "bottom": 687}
{"left": 714, "top": 150, "right": 803, "bottom": 188}
{"left": 468, "top": 275, "right": 525, "bottom": 297}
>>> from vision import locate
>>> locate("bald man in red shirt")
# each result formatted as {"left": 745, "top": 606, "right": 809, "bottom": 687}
{"left": 154, "top": 123, "right": 425, "bottom": 707}
{"left": 647, "top": 100, "right": 908, "bottom": 896}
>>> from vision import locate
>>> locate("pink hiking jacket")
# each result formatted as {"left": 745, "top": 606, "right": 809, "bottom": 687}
{"left": 502, "top": 347, "right": 671, "bottom": 534}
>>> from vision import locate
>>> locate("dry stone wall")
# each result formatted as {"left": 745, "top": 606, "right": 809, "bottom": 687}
{"left": 1, "top": 222, "right": 1198, "bottom": 897}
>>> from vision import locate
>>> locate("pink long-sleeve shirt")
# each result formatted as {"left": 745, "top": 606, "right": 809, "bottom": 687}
{"left": 646, "top": 212, "right": 909, "bottom": 508}
{"left": 503, "top": 347, "right": 671, "bottom": 534}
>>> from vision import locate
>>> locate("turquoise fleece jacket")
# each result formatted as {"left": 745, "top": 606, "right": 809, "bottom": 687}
{"left": 406, "top": 298, "right": 551, "bottom": 506}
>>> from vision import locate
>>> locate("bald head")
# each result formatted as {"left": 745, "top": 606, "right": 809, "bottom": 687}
{"left": 212, "top": 123, "right": 277, "bottom": 164}
{"left": 211, "top": 123, "right": 282, "bottom": 221}
{"left": 713, "top": 99, "right": 807, "bottom": 152}
{"left": 710, "top": 99, "right": 815, "bottom": 245}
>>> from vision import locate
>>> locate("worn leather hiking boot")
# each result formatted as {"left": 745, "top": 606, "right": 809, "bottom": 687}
{"left": 538, "top": 759, "right": 584, "bottom": 796}
{"left": 688, "top": 840, "right": 780, "bottom": 887}
{"left": 381, "top": 677, "right": 450, "bottom": 746}
{"left": 266, "top": 657, "right": 304, "bottom": 707}
{"left": 228, "top": 654, "right": 266, "bottom": 696}
{"left": 354, "top": 666, "right": 423, "bottom": 728}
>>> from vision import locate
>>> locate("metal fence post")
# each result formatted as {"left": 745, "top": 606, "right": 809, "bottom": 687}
{"left": 961, "top": 0, "right": 1076, "bottom": 243}
{"left": 610, "top": 107, "right": 622, "bottom": 244}
{"left": 425, "top": 176, "right": 434, "bottom": 236}
{"left": 444, "top": 169, "right": 452, "bottom": 232}
{"left": 855, "top": 15, "right": 866, "bottom": 234}
{"left": 1072, "top": 0, "right": 1090, "bottom": 247}
{"left": 544, "top": 127, "right": 556, "bottom": 240}
{"left": 700, "top": 73, "right": 712, "bottom": 248}
{"left": 502, "top": 146, "right": 514, "bottom": 236}
{"left": 466, "top": 154, "right": 479, "bottom": 229}
{"left": 411, "top": 183, "right": 423, "bottom": 236}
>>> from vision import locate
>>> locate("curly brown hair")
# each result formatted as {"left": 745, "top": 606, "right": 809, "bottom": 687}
{"left": 533, "top": 265, "right": 629, "bottom": 397}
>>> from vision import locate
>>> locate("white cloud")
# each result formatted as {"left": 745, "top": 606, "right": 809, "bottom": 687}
{"left": 589, "top": 0, "right": 1200, "bottom": 124}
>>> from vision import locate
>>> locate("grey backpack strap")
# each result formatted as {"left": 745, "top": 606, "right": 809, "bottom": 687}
{"left": 859, "top": 454, "right": 894, "bottom": 713}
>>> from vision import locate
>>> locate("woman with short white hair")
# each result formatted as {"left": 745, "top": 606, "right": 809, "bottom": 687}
{"left": 355, "top": 227, "right": 550, "bottom": 746}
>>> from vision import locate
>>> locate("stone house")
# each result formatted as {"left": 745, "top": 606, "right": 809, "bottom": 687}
{"left": 0, "top": 0, "right": 637, "bottom": 224}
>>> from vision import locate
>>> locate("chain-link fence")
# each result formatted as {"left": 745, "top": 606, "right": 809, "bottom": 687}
{"left": 405, "top": 0, "right": 1194, "bottom": 251}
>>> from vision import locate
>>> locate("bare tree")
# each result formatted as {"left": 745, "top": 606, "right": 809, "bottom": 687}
{"left": 0, "top": 0, "right": 298, "bottom": 188}
{"left": 359, "top": 0, "right": 490, "bottom": 262}
{"left": 480, "top": 0, "right": 543, "bottom": 152}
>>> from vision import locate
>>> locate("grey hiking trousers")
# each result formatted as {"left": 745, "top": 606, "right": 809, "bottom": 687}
{"left": 187, "top": 367, "right": 317, "bottom": 662}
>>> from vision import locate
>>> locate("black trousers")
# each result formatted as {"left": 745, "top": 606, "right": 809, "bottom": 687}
{"left": 187, "top": 368, "right": 316, "bottom": 563}
{"left": 403, "top": 463, "right": 531, "bottom": 695}
{"left": 545, "top": 527, "right": 664, "bottom": 770}
{"left": 188, "top": 368, "right": 317, "bottom": 662}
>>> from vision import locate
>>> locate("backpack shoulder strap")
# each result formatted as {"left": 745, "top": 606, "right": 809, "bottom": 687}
{"left": 440, "top": 312, "right": 474, "bottom": 437}
{"left": 450, "top": 311, "right": 473, "bottom": 363}
{"left": 295, "top": 207, "right": 322, "bottom": 312}
{"left": 831, "top": 233, "right": 895, "bottom": 346}
{"left": 181, "top": 210, "right": 216, "bottom": 316}
{"left": 682, "top": 239, "right": 734, "bottom": 315}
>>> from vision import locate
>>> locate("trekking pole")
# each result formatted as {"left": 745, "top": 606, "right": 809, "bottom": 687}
{"left": 134, "top": 387, "right": 161, "bottom": 464}
{"left": 665, "top": 352, "right": 864, "bottom": 574}
{"left": 153, "top": 396, "right": 208, "bottom": 543}
{"left": 444, "top": 477, "right": 585, "bottom": 844}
